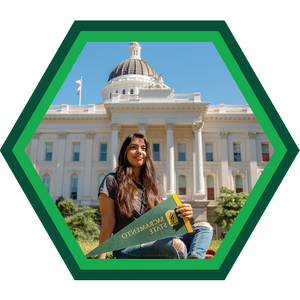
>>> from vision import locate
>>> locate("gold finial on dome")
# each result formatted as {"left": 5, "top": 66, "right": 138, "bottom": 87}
{"left": 130, "top": 42, "right": 140, "bottom": 45}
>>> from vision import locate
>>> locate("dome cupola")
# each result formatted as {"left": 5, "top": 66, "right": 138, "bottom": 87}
{"left": 101, "top": 42, "right": 170, "bottom": 102}
{"left": 128, "top": 42, "right": 141, "bottom": 59}
{"left": 107, "top": 42, "right": 157, "bottom": 82}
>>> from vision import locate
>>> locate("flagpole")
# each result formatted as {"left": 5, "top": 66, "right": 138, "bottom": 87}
{"left": 79, "top": 76, "right": 82, "bottom": 106}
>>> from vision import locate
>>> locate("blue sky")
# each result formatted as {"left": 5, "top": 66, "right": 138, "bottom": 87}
{"left": 52, "top": 42, "right": 247, "bottom": 106}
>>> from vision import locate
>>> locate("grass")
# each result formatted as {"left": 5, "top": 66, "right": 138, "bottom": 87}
{"left": 78, "top": 239, "right": 223, "bottom": 259}
{"left": 208, "top": 239, "right": 223, "bottom": 252}
{"left": 77, "top": 240, "right": 114, "bottom": 259}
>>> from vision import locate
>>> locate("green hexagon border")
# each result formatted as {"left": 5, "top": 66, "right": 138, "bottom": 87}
{"left": 12, "top": 31, "right": 287, "bottom": 270}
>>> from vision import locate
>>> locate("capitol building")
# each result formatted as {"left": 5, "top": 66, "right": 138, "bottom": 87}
{"left": 26, "top": 42, "right": 272, "bottom": 237}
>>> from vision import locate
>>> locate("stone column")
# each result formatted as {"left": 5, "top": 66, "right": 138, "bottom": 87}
{"left": 248, "top": 132, "right": 258, "bottom": 190}
{"left": 118, "top": 131, "right": 122, "bottom": 151}
{"left": 220, "top": 132, "right": 229, "bottom": 188}
{"left": 30, "top": 132, "right": 40, "bottom": 170}
{"left": 55, "top": 132, "right": 67, "bottom": 199}
{"left": 137, "top": 123, "right": 147, "bottom": 136}
{"left": 110, "top": 123, "right": 121, "bottom": 172}
{"left": 193, "top": 122, "right": 205, "bottom": 195}
{"left": 191, "top": 123, "right": 209, "bottom": 222}
{"left": 82, "top": 132, "right": 94, "bottom": 204}
{"left": 166, "top": 122, "right": 175, "bottom": 195}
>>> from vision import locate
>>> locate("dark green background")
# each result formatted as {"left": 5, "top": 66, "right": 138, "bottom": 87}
{"left": 0, "top": 21, "right": 300, "bottom": 280}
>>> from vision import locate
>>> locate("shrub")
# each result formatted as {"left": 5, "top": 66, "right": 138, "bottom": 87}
{"left": 57, "top": 198, "right": 101, "bottom": 241}
{"left": 64, "top": 209, "right": 100, "bottom": 241}
{"left": 55, "top": 196, "right": 64, "bottom": 208}
{"left": 57, "top": 198, "right": 78, "bottom": 215}
{"left": 214, "top": 186, "right": 248, "bottom": 238}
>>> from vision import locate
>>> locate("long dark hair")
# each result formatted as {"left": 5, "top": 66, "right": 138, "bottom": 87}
{"left": 115, "top": 133, "right": 162, "bottom": 217}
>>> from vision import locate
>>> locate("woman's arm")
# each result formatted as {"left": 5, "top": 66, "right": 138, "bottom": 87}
{"left": 98, "top": 193, "right": 116, "bottom": 259}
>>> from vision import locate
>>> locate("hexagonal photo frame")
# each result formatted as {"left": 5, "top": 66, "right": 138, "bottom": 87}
{"left": 13, "top": 31, "right": 287, "bottom": 270}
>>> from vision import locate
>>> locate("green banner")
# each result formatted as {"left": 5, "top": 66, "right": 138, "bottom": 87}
{"left": 86, "top": 194, "right": 193, "bottom": 258}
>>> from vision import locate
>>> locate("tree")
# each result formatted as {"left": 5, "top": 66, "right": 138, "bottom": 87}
{"left": 214, "top": 186, "right": 248, "bottom": 238}
{"left": 57, "top": 198, "right": 101, "bottom": 241}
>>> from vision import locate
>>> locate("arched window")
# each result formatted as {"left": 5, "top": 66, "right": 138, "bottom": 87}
{"left": 99, "top": 174, "right": 105, "bottom": 187}
{"left": 70, "top": 175, "right": 78, "bottom": 199}
{"left": 115, "top": 90, "right": 118, "bottom": 94}
{"left": 235, "top": 175, "right": 243, "bottom": 193}
{"left": 130, "top": 89, "right": 134, "bottom": 94}
{"left": 110, "top": 92, "right": 112, "bottom": 99}
{"left": 122, "top": 89, "right": 125, "bottom": 94}
{"left": 207, "top": 175, "right": 214, "bottom": 200}
{"left": 43, "top": 175, "right": 50, "bottom": 192}
{"left": 179, "top": 175, "right": 186, "bottom": 195}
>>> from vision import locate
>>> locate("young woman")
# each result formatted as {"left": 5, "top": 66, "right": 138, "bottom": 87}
{"left": 98, "top": 133, "right": 213, "bottom": 259}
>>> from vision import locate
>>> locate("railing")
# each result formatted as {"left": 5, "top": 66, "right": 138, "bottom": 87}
{"left": 119, "top": 94, "right": 139, "bottom": 101}
{"left": 105, "top": 93, "right": 199, "bottom": 102}
{"left": 46, "top": 105, "right": 106, "bottom": 114}
{"left": 207, "top": 105, "right": 220, "bottom": 112}
{"left": 67, "top": 105, "right": 89, "bottom": 110}
{"left": 207, "top": 104, "right": 252, "bottom": 113}
{"left": 46, "top": 103, "right": 252, "bottom": 114}
{"left": 173, "top": 94, "right": 195, "bottom": 101}
{"left": 47, "top": 105, "right": 63, "bottom": 112}
{"left": 226, "top": 105, "right": 248, "bottom": 113}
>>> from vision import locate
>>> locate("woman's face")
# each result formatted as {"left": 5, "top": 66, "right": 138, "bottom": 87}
{"left": 126, "top": 137, "right": 147, "bottom": 168}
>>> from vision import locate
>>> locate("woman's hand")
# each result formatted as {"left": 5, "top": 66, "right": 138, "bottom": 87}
{"left": 176, "top": 203, "right": 193, "bottom": 220}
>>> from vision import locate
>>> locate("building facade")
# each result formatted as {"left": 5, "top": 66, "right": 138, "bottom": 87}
{"left": 26, "top": 42, "right": 272, "bottom": 236}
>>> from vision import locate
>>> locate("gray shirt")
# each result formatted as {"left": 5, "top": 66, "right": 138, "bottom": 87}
{"left": 98, "top": 173, "right": 167, "bottom": 234}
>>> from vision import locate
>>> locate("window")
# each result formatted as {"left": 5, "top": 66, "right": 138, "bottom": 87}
{"left": 70, "top": 175, "right": 78, "bottom": 199}
{"left": 100, "top": 143, "right": 107, "bottom": 161}
{"left": 179, "top": 175, "right": 186, "bottom": 195}
{"left": 262, "top": 143, "right": 270, "bottom": 162}
{"left": 207, "top": 175, "right": 214, "bottom": 200}
{"left": 99, "top": 174, "right": 105, "bottom": 187}
{"left": 130, "top": 89, "right": 134, "bottom": 94}
{"left": 205, "top": 143, "right": 213, "bottom": 161}
{"left": 115, "top": 90, "right": 118, "bottom": 93}
{"left": 153, "top": 144, "right": 160, "bottom": 161}
{"left": 45, "top": 143, "right": 53, "bottom": 161}
{"left": 233, "top": 143, "right": 241, "bottom": 162}
{"left": 235, "top": 175, "right": 243, "bottom": 193}
{"left": 43, "top": 175, "right": 50, "bottom": 192}
{"left": 72, "top": 143, "right": 80, "bottom": 161}
{"left": 178, "top": 144, "right": 186, "bottom": 161}
{"left": 122, "top": 89, "right": 125, "bottom": 94}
